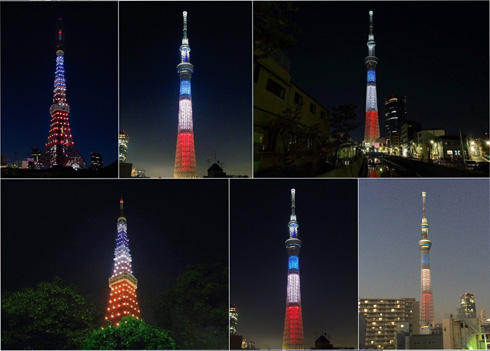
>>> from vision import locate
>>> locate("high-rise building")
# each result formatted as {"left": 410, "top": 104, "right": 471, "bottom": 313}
{"left": 119, "top": 130, "right": 129, "bottom": 162}
{"left": 90, "top": 152, "right": 103, "bottom": 170}
{"left": 174, "top": 11, "right": 197, "bottom": 178}
{"left": 460, "top": 293, "right": 477, "bottom": 319}
{"left": 364, "top": 11, "right": 380, "bottom": 145}
{"left": 104, "top": 199, "right": 141, "bottom": 326}
{"left": 419, "top": 192, "right": 435, "bottom": 331}
{"left": 384, "top": 95, "right": 407, "bottom": 151}
{"left": 282, "top": 189, "right": 304, "bottom": 350}
{"left": 359, "top": 298, "right": 420, "bottom": 349}
{"left": 230, "top": 304, "right": 239, "bottom": 335}
{"left": 38, "top": 20, "right": 86, "bottom": 170}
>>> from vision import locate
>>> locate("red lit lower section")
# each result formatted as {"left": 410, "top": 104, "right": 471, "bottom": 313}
{"left": 174, "top": 131, "right": 197, "bottom": 178}
{"left": 421, "top": 292, "right": 434, "bottom": 324}
{"left": 104, "top": 280, "right": 141, "bottom": 327}
{"left": 364, "top": 110, "right": 380, "bottom": 143}
{"left": 283, "top": 305, "right": 304, "bottom": 349}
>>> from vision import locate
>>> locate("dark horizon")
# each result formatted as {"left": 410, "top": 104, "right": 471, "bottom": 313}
{"left": 1, "top": 2, "right": 118, "bottom": 167}
{"left": 283, "top": 1, "right": 489, "bottom": 141}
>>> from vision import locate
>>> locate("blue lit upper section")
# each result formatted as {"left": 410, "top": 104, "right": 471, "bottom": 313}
{"left": 422, "top": 254, "right": 430, "bottom": 265}
{"left": 113, "top": 200, "right": 133, "bottom": 276}
{"left": 367, "top": 70, "right": 376, "bottom": 83}
{"left": 180, "top": 79, "right": 191, "bottom": 97}
{"left": 289, "top": 256, "right": 299, "bottom": 270}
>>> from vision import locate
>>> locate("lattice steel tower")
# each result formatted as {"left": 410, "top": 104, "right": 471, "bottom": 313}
{"left": 104, "top": 198, "right": 141, "bottom": 326}
{"left": 364, "top": 10, "right": 380, "bottom": 145}
{"left": 282, "top": 189, "right": 304, "bottom": 350}
{"left": 419, "top": 192, "right": 435, "bottom": 330}
{"left": 38, "top": 19, "right": 86, "bottom": 169}
{"left": 174, "top": 11, "right": 197, "bottom": 178}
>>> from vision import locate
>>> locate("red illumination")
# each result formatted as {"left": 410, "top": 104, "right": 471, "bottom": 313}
{"left": 104, "top": 280, "right": 141, "bottom": 326}
{"left": 174, "top": 131, "right": 196, "bottom": 176}
{"left": 364, "top": 110, "right": 380, "bottom": 143}
{"left": 284, "top": 305, "right": 304, "bottom": 347}
{"left": 421, "top": 292, "right": 434, "bottom": 323}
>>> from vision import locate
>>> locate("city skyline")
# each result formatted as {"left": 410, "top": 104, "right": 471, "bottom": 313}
{"left": 120, "top": 2, "right": 252, "bottom": 178}
{"left": 359, "top": 179, "right": 490, "bottom": 324}
{"left": 231, "top": 180, "right": 358, "bottom": 349}
{"left": 1, "top": 2, "right": 118, "bottom": 166}
{"left": 284, "top": 1, "right": 489, "bottom": 141}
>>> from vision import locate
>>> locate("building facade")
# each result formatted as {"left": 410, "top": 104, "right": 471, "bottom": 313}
{"left": 38, "top": 21, "right": 86, "bottom": 169}
{"left": 104, "top": 199, "right": 141, "bottom": 326}
{"left": 384, "top": 95, "right": 407, "bottom": 153}
{"left": 254, "top": 52, "right": 329, "bottom": 176}
{"left": 174, "top": 11, "right": 197, "bottom": 178}
{"left": 282, "top": 189, "right": 304, "bottom": 349}
{"left": 359, "top": 298, "right": 420, "bottom": 349}
{"left": 119, "top": 130, "right": 129, "bottom": 162}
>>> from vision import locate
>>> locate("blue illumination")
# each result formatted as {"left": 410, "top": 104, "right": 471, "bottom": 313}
{"left": 289, "top": 256, "right": 299, "bottom": 270}
{"left": 367, "top": 70, "right": 376, "bottom": 83}
{"left": 422, "top": 254, "right": 429, "bottom": 264}
{"left": 180, "top": 80, "right": 191, "bottom": 96}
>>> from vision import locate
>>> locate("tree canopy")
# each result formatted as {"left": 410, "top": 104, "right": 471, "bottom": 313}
{"left": 1, "top": 278, "right": 99, "bottom": 350}
{"left": 153, "top": 263, "right": 228, "bottom": 350}
{"left": 84, "top": 316, "right": 175, "bottom": 350}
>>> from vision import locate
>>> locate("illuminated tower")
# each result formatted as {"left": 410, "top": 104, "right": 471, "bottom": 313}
{"left": 174, "top": 11, "right": 197, "bottom": 178}
{"left": 419, "top": 192, "right": 435, "bottom": 331}
{"left": 282, "top": 189, "right": 304, "bottom": 350}
{"left": 38, "top": 19, "right": 86, "bottom": 169}
{"left": 230, "top": 304, "right": 239, "bottom": 335}
{"left": 104, "top": 199, "right": 141, "bottom": 326}
{"left": 364, "top": 10, "right": 380, "bottom": 145}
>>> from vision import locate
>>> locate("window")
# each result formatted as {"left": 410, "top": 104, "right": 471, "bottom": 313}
{"left": 261, "top": 128, "right": 277, "bottom": 151}
{"left": 321, "top": 110, "right": 326, "bottom": 120}
{"left": 254, "top": 65, "right": 261, "bottom": 83}
{"left": 310, "top": 103, "right": 316, "bottom": 114}
{"left": 266, "top": 78, "right": 285, "bottom": 99}
{"left": 294, "top": 92, "right": 303, "bottom": 105}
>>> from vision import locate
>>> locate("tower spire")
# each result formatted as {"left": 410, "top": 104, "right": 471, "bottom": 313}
{"left": 363, "top": 10, "right": 380, "bottom": 145}
{"left": 104, "top": 198, "right": 141, "bottom": 326}
{"left": 37, "top": 19, "right": 86, "bottom": 170}
{"left": 283, "top": 189, "right": 304, "bottom": 349}
{"left": 369, "top": 10, "right": 374, "bottom": 36}
{"left": 120, "top": 197, "right": 125, "bottom": 218}
{"left": 174, "top": 10, "right": 197, "bottom": 178}
{"left": 419, "top": 191, "right": 435, "bottom": 331}
{"left": 182, "top": 11, "right": 188, "bottom": 40}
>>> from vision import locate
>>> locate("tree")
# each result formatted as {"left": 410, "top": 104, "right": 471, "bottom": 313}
{"left": 254, "top": 2, "right": 299, "bottom": 59}
{"left": 327, "top": 104, "right": 361, "bottom": 165}
{"left": 84, "top": 316, "right": 175, "bottom": 350}
{"left": 1, "top": 278, "right": 100, "bottom": 350}
{"left": 153, "top": 263, "right": 228, "bottom": 350}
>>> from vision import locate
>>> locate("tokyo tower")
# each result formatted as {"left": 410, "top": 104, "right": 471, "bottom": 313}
{"left": 174, "top": 11, "right": 197, "bottom": 178}
{"left": 364, "top": 10, "right": 380, "bottom": 145}
{"left": 419, "top": 192, "right": 435, "bottom": 331}
{"left": 38, "top": 19, "right": 86, "bottom": 169}
{"left": 282, "top": 189, "right": 304, "bottom": 350}
{"left": 104, "top": 198, "right": 141, "bottom": 326}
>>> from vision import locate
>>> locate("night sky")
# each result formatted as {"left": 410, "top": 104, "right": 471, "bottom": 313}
{"left": 1, "top": 179, "right": 228, "bottom": 325}
{"left": 359, "top": 179, "right": 490, "bottom": 323}
{"left": 1, "top": 2, "right": 118, "bottom": 166}
{"left": 283, "top": 1, "right": 489, "bottom": 141}
{"left": 120, "top": 2, "right": 252, "bottom": 178}
{"left": 231, "top": 180, "right": 358, "bottom": 349}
